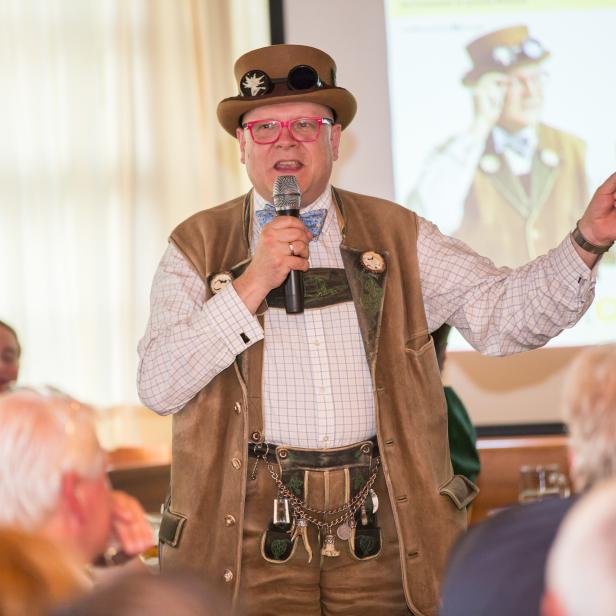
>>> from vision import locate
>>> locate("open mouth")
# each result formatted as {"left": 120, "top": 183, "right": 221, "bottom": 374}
{"left": 274, "top": 160, "right": 304, "bottom": 173}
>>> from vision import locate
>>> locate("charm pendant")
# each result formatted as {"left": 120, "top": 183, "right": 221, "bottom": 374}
{"left": 369, "top": 488, "right": 379, "bottom": 514}
{"left": 296, "top": 518, "right": 313, "bottom": 564}
{"left": 360, "top": 503, "right": 369, "bottom": 526}
{"left": 321, "top": 533, "right": 340, "bottom": 557}
{"left": 273, "top": 496, "right": 291, "bottom": 526}
{"left": 336, "top": 521, "right": 352, "bottom": 541}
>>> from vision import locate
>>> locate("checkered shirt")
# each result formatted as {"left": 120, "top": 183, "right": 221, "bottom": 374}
{"left": 137, "top": 187, "right": 595, "bottom": 448}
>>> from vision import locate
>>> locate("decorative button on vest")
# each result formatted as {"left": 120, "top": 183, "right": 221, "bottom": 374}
{"left": 209, "top": 271, "right": 233, "bottom": 294}
{"left": 360, "top": 251, "right": 386, "bottom": 273}
{"left": 224, "top": 514, "right": 236, "bottom": 527}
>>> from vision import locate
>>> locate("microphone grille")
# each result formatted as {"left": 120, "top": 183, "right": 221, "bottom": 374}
{"left": 273, "top": 175, "right": 300, "bottom": 196}
{"left": 272, "top": 175, "right": 301, "bottom": 211}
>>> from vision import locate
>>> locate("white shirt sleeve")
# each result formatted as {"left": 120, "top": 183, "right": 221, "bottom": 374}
{"left": 137, "top": 243, "right": 263, "bottom": 414}
{"left": 417, "top": 217, "right": 596, "bottom": 355}
{"left": 406, "top": 134, "right": 485, "bottom": 234}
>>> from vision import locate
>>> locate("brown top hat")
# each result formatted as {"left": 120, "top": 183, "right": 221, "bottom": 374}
{"left": 462, "top": 25, "right": 550, "bottom": 86}
{"left": 217, "top": 44, "right": 357, "bottom": 136}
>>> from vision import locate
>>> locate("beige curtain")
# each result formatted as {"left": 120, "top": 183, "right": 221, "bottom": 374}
{"left": 0, "top": 0, "right": 270, "bottom": 406}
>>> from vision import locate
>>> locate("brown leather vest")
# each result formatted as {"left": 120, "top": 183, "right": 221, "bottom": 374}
{"left": 161, "top": 188, "right": 477, "bottom": 616}
{"left": 455, "top": 124, "right": 587, "bottom": 267}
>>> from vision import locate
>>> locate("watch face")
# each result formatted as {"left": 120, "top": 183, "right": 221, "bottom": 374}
{"left": 210, "top": 272, "right": 233, "bottom": 294}
{"left": 360, "top": 251, "right": 386, "bottom": 273}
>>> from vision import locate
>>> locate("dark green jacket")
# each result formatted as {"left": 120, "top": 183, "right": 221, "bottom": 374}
{"left": 445, "top": 386, "right": 480, "bottom": 484}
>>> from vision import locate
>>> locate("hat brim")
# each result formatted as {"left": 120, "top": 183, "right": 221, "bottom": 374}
{"left": 217, "top": 86, "right": 357, "bottom": 136}
{"left": 462, "top": 50, "right": 550, "bottom": 86}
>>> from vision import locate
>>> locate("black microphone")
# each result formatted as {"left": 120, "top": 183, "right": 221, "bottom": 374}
{"left": 273, "top": 175, "right": 304, "bottom": 314}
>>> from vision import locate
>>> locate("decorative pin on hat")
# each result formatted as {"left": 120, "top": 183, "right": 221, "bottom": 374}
{"left": 217, "top": 44, "right": 357, "bottom": 136}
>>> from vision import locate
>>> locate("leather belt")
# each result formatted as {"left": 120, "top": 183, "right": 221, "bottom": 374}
{"left": 248, "top": 437, "right": 379, "bottom": 469}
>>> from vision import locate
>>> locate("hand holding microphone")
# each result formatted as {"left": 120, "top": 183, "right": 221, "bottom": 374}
{"left": 232, "top": 175, "right": 310, "bottom": 314}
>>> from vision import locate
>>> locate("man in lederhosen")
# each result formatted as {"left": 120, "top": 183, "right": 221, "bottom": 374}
{"left": 138, "top": 44, "right": 616, "bottom": 615}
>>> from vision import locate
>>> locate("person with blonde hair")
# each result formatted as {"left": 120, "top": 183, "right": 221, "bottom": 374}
{"left": 542, "top": 477, "right": 616, "bottom": 616}
{"left": 562, "top": 343, "right": 616, "bottom": 491}
{"left": 0, "top": 388, "right": 154, "bottom": 568}
{"left": 0, "top": 527, "right": 86, "bottom": 616}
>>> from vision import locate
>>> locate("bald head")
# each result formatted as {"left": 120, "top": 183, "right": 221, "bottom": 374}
{"left": 544, "top": 478, "right": 616, "bottom": 616}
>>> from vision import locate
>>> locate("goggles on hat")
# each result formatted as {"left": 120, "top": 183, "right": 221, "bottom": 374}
{"left": 239, "top": 64, "right": 332, "bottom": 98}
{"left": 491, "top": 37, "right": 545, "bottom": 68}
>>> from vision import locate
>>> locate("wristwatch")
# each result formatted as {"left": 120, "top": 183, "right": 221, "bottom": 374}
{"left": 571, "top": 221, "right": 614, "bottom": 255}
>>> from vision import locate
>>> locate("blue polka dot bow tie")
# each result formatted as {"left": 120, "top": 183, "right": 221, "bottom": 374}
{"left": 255, "top": 203, "right": 327, "bottom": 239}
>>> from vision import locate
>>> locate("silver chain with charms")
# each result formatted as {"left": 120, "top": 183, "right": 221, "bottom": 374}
{"left": 262, "top": 453, "right": 380, "bottom": 532}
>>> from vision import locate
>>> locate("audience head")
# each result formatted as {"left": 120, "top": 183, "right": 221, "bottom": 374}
{"left": 0, "top": 526, "right": 86, "bottom": 616}
{"left": 54, "top": 570, "right": 230, "bottom": 616}
{"left": 0, "top": 320, "right": 20, "bottom": 393}
{"left": 0, "top": 388, "right": 111, "bottom": 563}
{"left": 543, "top": 478, "right": 616, "bottom": 616}
{"left": 562, "top": 344, "right": 616, "bottom": 491}
{"left": 433, "top": 323, "right": 452, "bottom": 373}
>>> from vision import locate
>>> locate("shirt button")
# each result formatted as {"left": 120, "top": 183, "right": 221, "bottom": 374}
{"left": 224, "top": 514, "right": 236, "bottom": 527}
{"left": 234, "top": 401, "right": 242, "bottom": 414}
{"left": 231, "top": 458, "right": 242, "bottom": 470}
{"left": 322, "top": 436, "right": 329, "bottom": 443}
{"left": 223, "top": 569, "right": 234, "bottom": 582}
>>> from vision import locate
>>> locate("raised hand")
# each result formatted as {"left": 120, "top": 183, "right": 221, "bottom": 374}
{"left": 470, "top": 72, "right": 508, "bottom": 140}
{"left": 109, "top": 490, "right": 154, "bottom": 557}
{"left": 573, "top": 172, "right": 616, "bottom": 267}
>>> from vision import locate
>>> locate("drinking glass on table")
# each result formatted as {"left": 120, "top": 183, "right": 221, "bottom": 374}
{"left": 518, "top": 464, "right": 570, "bottom": 504}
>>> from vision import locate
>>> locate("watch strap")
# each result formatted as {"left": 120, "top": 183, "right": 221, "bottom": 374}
{"left": 571, "top": 221, "right": 614, "bottom": 255}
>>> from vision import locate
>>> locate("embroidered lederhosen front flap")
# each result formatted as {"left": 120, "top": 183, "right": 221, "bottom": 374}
{"left": 266, "top": 267, "right": 352, "bottom": 309}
